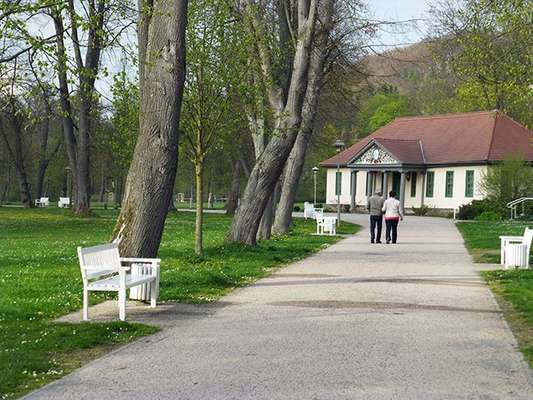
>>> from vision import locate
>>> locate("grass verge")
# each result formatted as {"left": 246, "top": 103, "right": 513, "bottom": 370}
{"left": 456, "top": 220, "right": 533, "bottom": 368}
{"left": 0, "top": 207, "right": 359, "bottom": 398}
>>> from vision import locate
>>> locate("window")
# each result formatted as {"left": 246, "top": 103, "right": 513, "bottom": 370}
{"left": 365, "top": 172, "right": 371, "bottom": 196}
{"left": 426, "top": 171, "right": 434, "bottom": 198}
{"left": 335, "top": 171, "right": 342, "bottom": 196}
{"left": 410, "top": 172, "right": 417, "bottom": 197}
{"left": 445, "top": 171, "right": 454, "bottom": 198}
{"left": 465, "top": 170, "right": 474, "bottom": 197}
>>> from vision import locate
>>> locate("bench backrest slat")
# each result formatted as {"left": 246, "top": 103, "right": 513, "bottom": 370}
{"left": 78, "top": 243, "right": 121, "bottom": 283}
{"left": 523, "top": 227, "right": 533, "bottom": 254}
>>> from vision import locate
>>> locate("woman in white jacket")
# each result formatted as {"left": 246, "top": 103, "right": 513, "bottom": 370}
{"left": 382, "top": 191, "right": 403, "bottom": 244}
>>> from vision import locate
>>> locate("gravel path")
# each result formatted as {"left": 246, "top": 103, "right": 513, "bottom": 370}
{"left": 26, "top": 214, "right": 533, "bottom": 399}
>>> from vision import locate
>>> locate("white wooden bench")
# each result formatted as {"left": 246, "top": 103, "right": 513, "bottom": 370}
{"left": 304, "top": 202, "right": 324, "bottom": 220}
{"left": 58, "top": 197, "right": 70, "bottom": 208}
{"left": 77, "top": 242, "right": 160, "bottom": 321}
{"left": 35, "top": 197, "right": 50, "bottom": 207}
{"left": 500, "top": 227, "right": 533, "bottom": 269}
{"left": 315, "top": 212, "right": 336, "bottom": 236}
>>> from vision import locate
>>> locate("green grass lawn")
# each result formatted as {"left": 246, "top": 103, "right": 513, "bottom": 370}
{"left": 456, "top": 220, "right": 533, "bottom": 368}
{"left": 0, "top": 207, "right": 359, "bottom": 399}
{"left": 456, "top": 220, "right": 532, "bottom": 263}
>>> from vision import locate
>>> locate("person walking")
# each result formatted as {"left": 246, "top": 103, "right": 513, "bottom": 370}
{"left": 382, "top": 191, "right": 403, "bottom": 244}
{"left": 367, "top": 191, "right": 384, "bottom": 243}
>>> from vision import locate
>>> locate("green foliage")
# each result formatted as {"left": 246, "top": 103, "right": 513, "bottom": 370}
{"left": 356, "top": 87, "right": 410, "bottom": 137}
{"left": 412, "top": 204, "right": 430, "bottom": 216}
{"left": 109, "top": 70, "right": 139, "bottom": 171}
{"left": 432, "top": 0, "right": 533, "bottom": 127}
{"left": 475, "top": 210, "right": 503, "bottom": 221}
{"left": 0, "top": 207, "right": 360, "bottom": 397}
{"left": 480, "top": 155, "right": 533, "bottom": 208}
{"left": 456, "top": 199, "right": 504, "bottom": 220}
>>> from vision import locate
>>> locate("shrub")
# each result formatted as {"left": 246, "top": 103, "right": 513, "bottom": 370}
{"left": 475, "top": 210, "right": 503, "bottom": 221}
{"left": 412, "top": 204, "right": 430, "bottom": 216}
{"left": 456, "top": 199, "right": 504, "bottom": 220}
{"left": 324, "top": 204, "right": 350, "bottom": 213}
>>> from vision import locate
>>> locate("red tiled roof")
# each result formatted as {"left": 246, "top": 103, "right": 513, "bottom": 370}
{"left": 320, "top": 111, "right": 533, "bottom": 167}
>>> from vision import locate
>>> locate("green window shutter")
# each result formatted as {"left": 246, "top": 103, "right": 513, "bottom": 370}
{"left": 336, "top": 171, "right": 342, "bottom": 196}
{"left": 410, "top": 172, "right": 417, "bottom": 197}
{"left": 426, "top": 171, "right": 434, "bottom": 198}
{"left": 465, "top": 170, "right": 474, "bottom": 197}
{"left": 445, "top": 171, "right": 454, "bottom": 198}
{"left": 365, "top": 172, "right": 370, "bottom": 196}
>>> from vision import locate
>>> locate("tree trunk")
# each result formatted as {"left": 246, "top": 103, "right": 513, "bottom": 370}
{"left": 195, "top": 162, "right": 203, "bottom": 255}
{"left": 0, "top": 109, "right": 32, "bottom": 208}
{"left": 258, "top": 193, "right": 274, "bottom": 240}
{"left": 51, "top": 1, "right": 106, "bottom": 216}
{"left": 114, "top": 176, "right": 123, "bottom": 207}
{"left": 112, "top": 0, "right": 188, "bottom": 258}
{"left": 226, "top": 159, "right": 241, "bottom": 215}
{"left": 273, "top": 20, "right": 330, "bottom": 234}
{"left": 98, "top": 174, "right": 106, "bottom": 202}
{"left": 227, "top": 0, "right": 320, "bottom": 245}
{"left": 35, "top": 160, "right": 48, "bottom": 199}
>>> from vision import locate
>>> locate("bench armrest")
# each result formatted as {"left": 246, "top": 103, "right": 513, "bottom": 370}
{"left": 500, "top": 236, "right": 524, "bottom": 245}
{"left": 120, "top": 257, "right": 161, "bottom": 264}
{"left": 82, "top": 265, "right": 128, "bottom": 271}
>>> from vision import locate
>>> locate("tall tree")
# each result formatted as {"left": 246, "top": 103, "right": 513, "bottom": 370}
{"left": 109, "top": 70, "right": 139, "bottom": 206}
{"left": 0, "top": 98, "right": 32, "bottom": 208}
{"left": 431, "top": 0, "right": 533, "bottom": 127}
{"left": 113, "top": 0, "right": 188, "bottom": 257}
{"left": 50, "top": 0, "right": 108, "bottom": 215}
{"left": 227, "top": 0, "right": 328, "bottom": 245}
{"left": 181, "top": 0, "right": 245, "bottom": 255}
{"left": 273, "top": 0, "right": 334, "bottom": 234}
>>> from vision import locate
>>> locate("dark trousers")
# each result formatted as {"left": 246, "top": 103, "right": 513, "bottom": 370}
{"left": 370, "top": 215, "right": 382, "bottom": 242}
{"left": 385, "top": 219, "right": 399, "bottom": 243}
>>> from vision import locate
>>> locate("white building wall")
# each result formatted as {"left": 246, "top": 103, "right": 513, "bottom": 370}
{"left": 326, "top": 168, "right": 352, "bottom": 205}
{"left": 325, "top": 165, "right": 487, "bottom": 209}
{"left": 424, "top": 165, "right": 487, "bottom": 210}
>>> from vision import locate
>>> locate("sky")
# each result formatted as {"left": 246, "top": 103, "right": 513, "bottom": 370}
{"left": 369, "top": 0, "right": 430, "bottom": 48}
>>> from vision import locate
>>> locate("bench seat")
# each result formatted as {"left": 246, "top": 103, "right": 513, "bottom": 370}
{"left": 87, "top": 274, "right": 156, "bottom": 291}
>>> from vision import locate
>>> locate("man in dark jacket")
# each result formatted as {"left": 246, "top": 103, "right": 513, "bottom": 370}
{"left": 367, "top": 191, "right": 384, "bottom": 243}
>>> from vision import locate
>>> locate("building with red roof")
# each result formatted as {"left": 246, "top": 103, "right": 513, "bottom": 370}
{"left": 319, "top": 110, "right": 533, "bottom": 211}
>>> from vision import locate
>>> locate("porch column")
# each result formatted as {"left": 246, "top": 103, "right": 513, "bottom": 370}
{"left": 399, "top": 171, "right": 407, "bottom": 213}
{"left": 350, "top": 171, "right": 357, "bottom": 211}
{"left": 382, "top": 171, "right": 388, "bottom": 197}
{"left": 420, "top": 171, "right": 426, "bottom": 207}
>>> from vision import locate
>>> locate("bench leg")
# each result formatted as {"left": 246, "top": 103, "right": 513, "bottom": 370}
{"left": 83, "top": 288, "right": 89, "bottom": 321}
{"left": 119, "top": 289, "right": 126, "bottom": 321}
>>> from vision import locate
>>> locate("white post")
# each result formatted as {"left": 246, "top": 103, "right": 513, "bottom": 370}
{"left": 350, "top": 171, "right": 357, "bottom": 211}
{"left": 119, "top": 270, "right": 126, "bottom": 321}
{"left": 400, "top": 171, "right": 407, "bottom": 213}
{"left": 83, "top": 287, "right": 89, "bottom": 321}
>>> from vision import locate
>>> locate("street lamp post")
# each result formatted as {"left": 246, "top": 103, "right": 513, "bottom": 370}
{"left": 312, "top": 166, "right": 319, "bottom": 205}
{"left": 334, "top": 139, "right": 345, "bottom": 226}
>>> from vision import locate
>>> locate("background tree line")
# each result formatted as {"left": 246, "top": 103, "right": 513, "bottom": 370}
{"left": 1, "top": 0, "right": 531, "bottom": 255}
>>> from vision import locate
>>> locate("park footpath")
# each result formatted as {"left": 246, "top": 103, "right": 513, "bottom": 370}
{"left": 25, "top": 214, "right": 533, "bottom": 399}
